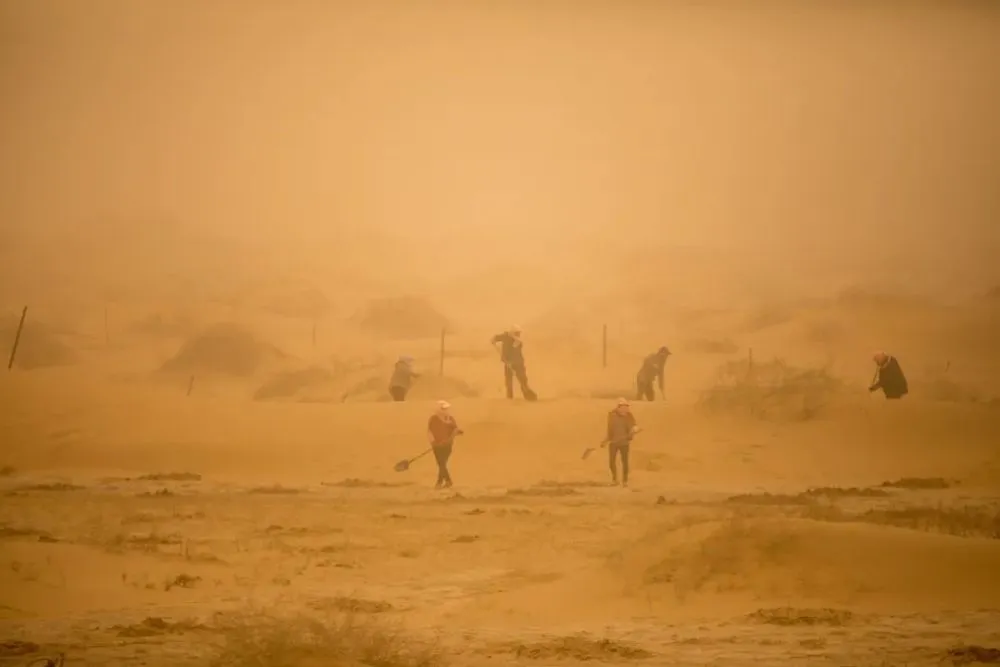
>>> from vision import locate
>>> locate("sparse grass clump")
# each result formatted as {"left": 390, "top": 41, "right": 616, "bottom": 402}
{"left": 502, "top": 634, "right": 652, "bottom": 661}
{"left": 746, "top": 607, "right": 855, "bottom": 626}
{"left": 699, "top": 358, "right": 843, "bottom": 421}
{"left": 137, "top": 472, "right": 202, "bottom": 482}
{"left": 880, "top": 477, "right": 952, "bottom": 490}
{"left": 210, "top": 612, "right": 442, "bottom": 667}
{"left": 799, "top": 504, "right": 1000, "bottom": 539}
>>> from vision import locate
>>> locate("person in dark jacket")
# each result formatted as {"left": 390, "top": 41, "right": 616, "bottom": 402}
{"left": 490, "top": 325, "right": 537, "bottom": 401}
{"left": 604, "top": 398, "right": 640, "bottom": 487}
{"left": 636, "top": 346, "right": 671, "bottom": 401}
{"left": 427, "top": 400, "right": 463, "bottom": 489}
{"left": 869, "top": 351, "right": 908, "bottom": 399}
{"left": 388, "top": 355, "right": 419, "bottom": 401}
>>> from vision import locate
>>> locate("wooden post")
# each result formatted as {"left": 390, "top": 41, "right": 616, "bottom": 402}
{"left": 602, "top": 324, "right": 607, "bottom": 368}
{"left": 7, "top": 306, "right": 27, "bottom": 371}
{"left": 186, "top": 375, "right": 195, "bottom": 397}
{"left": 439, "top": 327, "right": 445, "bottom": 376}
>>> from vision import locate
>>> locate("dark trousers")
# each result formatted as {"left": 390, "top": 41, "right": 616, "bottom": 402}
{"left": 636, "top": 376, "right": 655, "bottom": 401}
{"left": 504, "top": 362, "right": 533, "bottom": 399}
{"left": 432, "top": 443, "right": 453, "bottom": 486}
{"left": 609, "top": 442, "right": 630, "bottom": 483}
{"left": 389, "top": 386, "right": 407, "bottom": 402}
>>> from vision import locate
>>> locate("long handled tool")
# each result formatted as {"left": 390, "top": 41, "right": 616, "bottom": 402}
{"left": 581, "top": 439, "right": 607, "bottom": 460}
{"left": 581, "top": 428, "right": 643, "bottom": 460}
{"left": 394, "top": 448, "right": 431, "bottom": 472}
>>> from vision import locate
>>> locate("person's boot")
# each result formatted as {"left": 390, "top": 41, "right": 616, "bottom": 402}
{"left": 434, "top": 480, "right": 443, "bottom": 490}
{"left": 443, "top": 480, "right": 453, "bottom": 489}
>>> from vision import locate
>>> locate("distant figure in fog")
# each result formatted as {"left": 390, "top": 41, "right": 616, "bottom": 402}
{"left": 636, "top": 346, "right": 671, "bottom": 401}
{"left": 491, "top": 325, "right": 537, "bottom": 401}
{"left": 427, "top": 400, "right": 463, "bottom": 489}
{"left": 869, "top": 351, "right": 908, "bottom": 400}
{"left": 389, "top": 355, "right": 419, "bottom": 401}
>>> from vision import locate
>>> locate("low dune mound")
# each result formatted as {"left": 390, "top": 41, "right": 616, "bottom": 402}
{"left": 620, "top": 516, "right": 1000, "bottom": 610}
{"left": 340, "top": 372, "right": 479, "bottom": 402}
{"left": 129, "top": 312, "right": 195, "bottom": 338}
{"left": 352, "top": 296, "right": 451, "bottom": 339}
{"left": 698, "top": 358, "right": 843, "bottom": 421}
{"left": 253, "top": 366, "right": 338, "bottom": 402}
{"left": 0, "top": 316, "right": 77, "bottom": 370}
{"left": 684, "top": 337, "right": 740, "bottom": 355}
{"left": 160, "top": 323, "right": 286, "bottom": 377}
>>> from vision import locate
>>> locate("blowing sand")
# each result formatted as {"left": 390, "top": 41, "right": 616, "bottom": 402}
{"left": 2, "top": 302, "right": 1000, "bottom": 667}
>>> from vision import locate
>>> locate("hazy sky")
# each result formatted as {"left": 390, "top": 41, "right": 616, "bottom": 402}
{"left": 2, "top": 1, "right": 999, "bottom": 286}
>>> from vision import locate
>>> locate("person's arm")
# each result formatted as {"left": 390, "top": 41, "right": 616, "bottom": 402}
{"left": 427, "top": 416, "right": 437, "bottom": 444}
{"left": 657, "top": 362, "right": 665, "bottom": 394}
{"left": 606, "top": 413, "right": 615, "bottom": 442}
{"left": 868, "top": 367, "right": 882, "bottom": 392}
{"left": 453, "top": 419, "right": 464, "bottom": 436}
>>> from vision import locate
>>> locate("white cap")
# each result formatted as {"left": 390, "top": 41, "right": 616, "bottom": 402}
{"left": 437, "top": 400, "right": 451, "bottom": 410}
{"left": 509, "top": 324, "right": 522, "bottom": 334}
{"left": 617, "top": 397, "right": 630, "bottom": 406}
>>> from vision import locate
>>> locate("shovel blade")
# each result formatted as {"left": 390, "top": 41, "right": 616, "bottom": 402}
{"left": 581, "top": 447, "right": 594, "bottom": 460}
{"left": 393, "top": 460, "right": 410, "bottom": 472}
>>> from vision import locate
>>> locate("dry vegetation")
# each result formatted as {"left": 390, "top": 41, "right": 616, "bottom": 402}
{"left": 699, "top": 358, "right": 844, "bottom": 420}
{"left": 210, "top": 612, "right": 442, "bottom": 667}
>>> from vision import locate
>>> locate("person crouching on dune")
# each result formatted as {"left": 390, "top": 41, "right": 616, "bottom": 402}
{"left": 427, "top": 400, "right": 463, "bottom": 489}
{"left": 869, "top": 351, "right": 908, "bottom": 400}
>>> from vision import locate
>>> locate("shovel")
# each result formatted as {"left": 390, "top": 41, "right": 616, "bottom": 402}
{"left": 394, "top": 448, "right": 431, "bottom": 472}
{"left": 582, "top": 428, "right": 643, "bottom": 460}
{"left": 581, "top": 439, "right": 608, "bottom": 460}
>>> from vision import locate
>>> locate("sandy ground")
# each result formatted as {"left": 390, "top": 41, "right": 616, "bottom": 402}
{"left": 2, "top": 329, "right": 1000, "bottom": 667}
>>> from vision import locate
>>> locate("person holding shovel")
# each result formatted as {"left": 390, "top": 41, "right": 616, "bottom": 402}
{"left": 605, "top": 398, "right": 639, "bottom": 487}
{"left": 491, "top": 325, "right": 537, "bottom": 400}
{"left": 428, "top": 400, "right": 463, "bottom": 489}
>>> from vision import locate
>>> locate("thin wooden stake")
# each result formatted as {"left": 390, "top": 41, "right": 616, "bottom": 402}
{"left": 439, "top": 327, "right": 446, "bottom": 376}
{"left": 7, "top": 306, "right": 27, "bottom": 371}
{"left": 602, "top": 323, "right": 607, "bottom": 368}
{"left": 186, "top": 375, "right": 195, "bottom": 396}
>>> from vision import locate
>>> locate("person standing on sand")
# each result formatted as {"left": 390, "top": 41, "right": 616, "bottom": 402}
{"left": 491, "top": 325, "right": 537, "bottom": 401}
{"left": 389, "top": 355, "right": 420, "bottom": 402}
{"left": 428, "top": 400, "right": 463, "bottom": 489}
{"left": 636, "top": 346, "right": 671, "bottom": 401}
{"left": 604, "top": 398, "right": 639, "bottom": 487}
{"left": 869, "top": 351, "right": 908, "bottom": 400}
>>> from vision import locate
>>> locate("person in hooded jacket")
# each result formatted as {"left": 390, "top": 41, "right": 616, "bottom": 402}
{"left": 869, "top": 351, "right": 908, "bottom": 400}
{"left": 389, "top": 355, "right": 420, "bottom": 401}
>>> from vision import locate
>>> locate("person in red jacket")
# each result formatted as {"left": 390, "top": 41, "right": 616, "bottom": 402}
{"left": 427, "top": 400, "right": 464, "bottom": 489}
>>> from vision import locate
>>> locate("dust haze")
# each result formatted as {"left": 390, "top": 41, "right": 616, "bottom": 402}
{"left": 2, "top": 2, "right": 1000, "bottom": 666}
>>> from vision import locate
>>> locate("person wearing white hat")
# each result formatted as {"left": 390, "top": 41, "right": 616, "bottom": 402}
{"left": 427, "top": 400, "right": 464, "bottom": 489}
{"left": 604, "top": 398, "right": 640, "bottom": 487}
{"left": 490, "top": 325, "right": 537, "bottom": 400}
{"left": 388, "top": 355, "right": 420, "bottom": 401}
